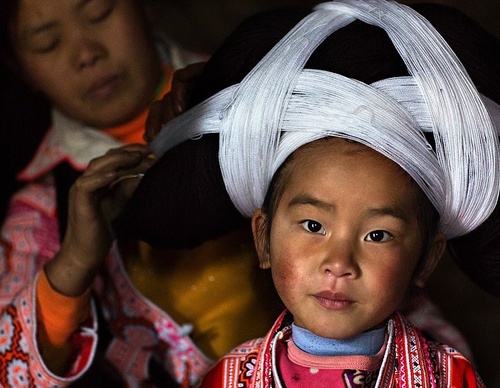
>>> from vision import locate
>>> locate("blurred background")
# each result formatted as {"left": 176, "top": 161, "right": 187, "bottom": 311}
{"left": 148, "top": 0, "right": 500, "bottom": 56}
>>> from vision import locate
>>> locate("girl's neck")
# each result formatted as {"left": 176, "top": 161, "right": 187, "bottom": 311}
{"left": 291, "top": 323, "right": 386, "bottom": 357}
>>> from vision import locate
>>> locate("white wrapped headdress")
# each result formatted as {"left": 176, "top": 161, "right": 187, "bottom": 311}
{"left": 151, "top": 0, "right": 500, "bottom": 238}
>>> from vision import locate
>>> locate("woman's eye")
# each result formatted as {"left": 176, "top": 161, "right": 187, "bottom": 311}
{"left": 36, "top": 41, "right": 57, "bottom": 54}
{"left": 300, "top": 220, "right": 326, "bottom": 235}
{"left": 33, "top": 39, "right": 60, "bottom": 54}
{"left": 365, "top": 230, "right": 393, "bottom": 242}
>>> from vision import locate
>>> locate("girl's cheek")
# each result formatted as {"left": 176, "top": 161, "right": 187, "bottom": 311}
{"left": 272, "top": 257, "right": 301, "bottom": 286}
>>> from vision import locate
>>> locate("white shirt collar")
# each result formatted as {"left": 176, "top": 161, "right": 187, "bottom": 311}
{"left": 18, "top": 109, "right": 122, "bottom": 181}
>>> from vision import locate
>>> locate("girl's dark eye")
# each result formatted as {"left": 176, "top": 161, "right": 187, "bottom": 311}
{"left": 300, "top": 220, "right": 326, "bottom": 235}
{"left": 365, "top": 230, "right": 393, "bottom": 242}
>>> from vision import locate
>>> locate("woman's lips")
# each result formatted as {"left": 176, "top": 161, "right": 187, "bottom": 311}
{"left": 86, "top": 75, "right": 121, "bottom": 100}
{"left": 314, "top": 291, "right": 354, "bottom": 310}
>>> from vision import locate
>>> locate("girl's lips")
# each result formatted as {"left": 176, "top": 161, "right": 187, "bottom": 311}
{"left": 314, "top": 291, "right": 354, "bottom": 310}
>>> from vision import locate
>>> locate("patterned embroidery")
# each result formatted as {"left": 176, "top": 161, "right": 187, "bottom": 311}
{"left": 343, "top": 369, "right": 377, "bottom": 388}
{"left": 426, "top": 344, "right": 440, "bottom": 386}
{"left": 99, "top": 254, "right": 212, "bottom": 386}
{"left": 396, "top": 315, "right": 422, "bottom": 388}
{"left": 201, "top": 312, "right": 486, "bottom": 388}
{"left": 0, "top": 306, "right": 14, "bottom": 354}
{"left": 241, "top": 354, "right": 258, "bottom": 381}
{"left": 0, "top": 182, "right": 59, "bottom": 308}
{"left": 0, "top": 305, "right": 34, "bottom": 387}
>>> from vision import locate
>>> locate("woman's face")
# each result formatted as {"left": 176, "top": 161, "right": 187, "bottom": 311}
{"left": 253, "top": 138, "right": 444, "bottom": 339}
{"left": 13, "top": 0, "right": 161, "bottom": 127}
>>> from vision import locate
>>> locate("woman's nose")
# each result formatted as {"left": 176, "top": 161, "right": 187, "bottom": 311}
{"left": 71, "top": 31, "right": 107, "bottom": 69}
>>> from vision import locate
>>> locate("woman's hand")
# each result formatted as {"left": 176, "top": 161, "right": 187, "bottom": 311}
{"left": 145, "top": 62, "right": 205, "bottom": 143}
{"left": 45, "top": 144, "right": 155, "bottom": 296}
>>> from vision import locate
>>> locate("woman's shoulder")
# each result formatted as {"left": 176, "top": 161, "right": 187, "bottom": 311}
{"left": 7, "top": 175, "right": 57, "bottom": 219}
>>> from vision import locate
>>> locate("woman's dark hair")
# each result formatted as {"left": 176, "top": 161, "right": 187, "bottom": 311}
{"left": 0, "top": 0, "right": 21, "bottom": 71}
{"left": 0, "top": 0, "right": 51, "bottom": 221}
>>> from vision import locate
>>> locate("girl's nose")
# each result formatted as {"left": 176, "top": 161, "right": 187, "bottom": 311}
{"left": 320, "top": 237, "right": 358, "bottom": 278}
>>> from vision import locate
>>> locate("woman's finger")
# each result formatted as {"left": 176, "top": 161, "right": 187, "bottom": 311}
{"left": 144, "top": 62, "right": 207, "bottom": 144}
{"left": 84, "top": 146, "right": 148, "bottom": 176}
{"left": 145, "top": 100, "right": 165, "bottom": 143}
{"left": 170, "top": 62, "right": 205, "bottom": 115}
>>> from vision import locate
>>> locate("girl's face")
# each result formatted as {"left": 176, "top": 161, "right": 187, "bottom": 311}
{"left": 12, "top": 0, "right": 161, "bottom": 127}
{"left": 253, "top": 138, "right": 444, "bottom": 339}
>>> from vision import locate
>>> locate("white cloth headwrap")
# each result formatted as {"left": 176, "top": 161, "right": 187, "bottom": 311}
{"left": 151, "top": 0, "right": 500, "bottom": 238}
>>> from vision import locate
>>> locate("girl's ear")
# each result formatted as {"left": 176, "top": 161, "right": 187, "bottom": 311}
{"left": 415, "top": 232, "right": 447, "bottom": 287}
{"left": 251, "top": 209, "right": 271, "bottom": 269}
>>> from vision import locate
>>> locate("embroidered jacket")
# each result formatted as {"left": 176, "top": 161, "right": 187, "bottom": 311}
{"left": 201, "top": 311, "right": 485, "bottom": 388}
{"left": 0, "top": 111, "right": 212, "bottom": 387}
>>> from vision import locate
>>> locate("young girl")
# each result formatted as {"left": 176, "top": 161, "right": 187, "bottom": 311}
{"left": 131, "top": 0, "right": 500, "bottom": 386}
{"left": 201, "top": 134, "right": 485, "bottom": 385}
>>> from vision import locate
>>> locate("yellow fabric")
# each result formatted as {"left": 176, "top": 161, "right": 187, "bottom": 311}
{"left": 122, "top": 225, "right": 282, "bottom": 360}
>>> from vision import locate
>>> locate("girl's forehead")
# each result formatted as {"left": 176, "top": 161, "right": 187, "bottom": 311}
{"left": 282, "top": 138, "right": 423, "bottom": 212}
{"left": 294, "top": 138, "right": 385, "bottom": 162}
{"left": 288, "top": 137, "right": 412, "bottom": 185}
